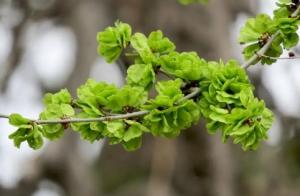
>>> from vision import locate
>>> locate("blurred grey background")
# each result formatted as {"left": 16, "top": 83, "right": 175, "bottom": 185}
{"left": 1, "top": 0, "right": 300, "bottom": 196}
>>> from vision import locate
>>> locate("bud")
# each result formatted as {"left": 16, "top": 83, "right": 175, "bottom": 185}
{"left": 288, "top": 52, "right": 296, "bottom": 58}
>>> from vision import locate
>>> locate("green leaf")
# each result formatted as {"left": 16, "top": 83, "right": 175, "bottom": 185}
{"left": 197, "top": 59, "right": 272, "bottom": 148}
{"left": 9, "top": 114, "right": 30, "bottom": 127}
{"left": 275, "top": 17, "right": 299, "bottom": 49}
{"left": 239, "top": 9, "right": 300, "bottom": 65}
{"left": 104, "top": 121, "right": 126, "bottom": 144}
{"left": 97, "top": 21, "right": 132, "bottom": 63}
{"left": 9, "top": 124, "right": 44, "bottom": 150}
{"left": 223, "top": 98, "right": 274, "bottom": 150}
{"left": 43, "top": 89, "right": 72, "bottom": 106}
{"left": 278, "top": 0, "right": 292, "bottom": 5}
{"left": 61, "top": 104, "right": 75, "bottom": 116}
{"left": 39, "top": 94, "right": 75, "bottom": 140}
{"left": 147, "top": 30, "right": 175, "bottom": 54}
{"left": 122, "top": 137, "right": 142, "bottom": 151}
{"left": 27, "top": 125, "right": 44, "bottom": 150}
{"left": 76, "top": 79, "right": 118, "bottom": 115}
{"left": 144, "top": 100, "right": 200, "bottom": 137}
{"left": 178, "top": 0, "right": 208, "bottom": 5}
{"left": 156, "top": 79, "right": 183, "bottom": 100}
{"left": 274, "top": 6, "right": 291, "bottom": 19}
{"left": 145, "top": 79, "right": 184, "bottom": 110}
{"left": 282, "top": 32, "right": 299, "bottom": 49}
{"left": 40, "top": 104, "right": 74, "bottom": 120}
{"left": 9, "top": 128, "right": 29, "bottom": 148}
{"left": 39, "top": 89, "right": 75, "bottom": 141}
{"left": 239, "top": 14, "right": 276, "bottom": 44}
{"left": 130, "top": 33, "right": 156, "bottom": 64}
{"left": 238, "top": 14, "right": 289, "bottom": 64}
{"left": 121, "top": 120, "right": 148, "bottom": 151}
{"left": 126, "top": 64, "right": 155, "bottom": 90}
{"left": 263, "top": 36, "right": 283, "bottom": 64}
{"left": 160, "top": 52, "right": 207, "bottom": 81}
{"left": 123, "top": 120, "right": 148, "bottom": 142}
{"left": 277, "top": 18, "right": 298, "bottom": 34}
{"left": 40, "top": 124, "right": 64, "bottom": 140}
{"left": 71, "top": 112, "right": 105, "bottom": 142}
{"left": 107, "top": 85, "right": 148, "bottom": 112}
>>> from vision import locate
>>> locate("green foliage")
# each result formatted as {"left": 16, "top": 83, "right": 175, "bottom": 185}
{"left": 72, "top": 80, "right": 148, "bottom": 146}
{"left": 148, "top": 31, "right": 176, "bottom": 54}
{"left": 7, "top": 0, "right": 300, "bottom": 152}
{"left": 239, "top": 2, "right": 300, "bottom": 65}
{"left": 144, "top": 79, "right": 184, "bottom": 109}
{"left": 144, "top": 100, "right": 200, "bottom": 137}
{"left": 71, "top": 113, "right": 105, "bottom": 142}
{"left": 277, "top": 0, "right": 295, "bottom": 6}
{"left": 122, "top": 120, "right": 148, "bottom": 151}
{"left": 9, "top": 113, "right": 30, "bottom": 126}
{"left": 197, "top": 60, "right": 273, "bottom": 150}
{"left": 126, "top": 64, "right": 155, "bottom": 90}
{"left": 106, "top": 85, "right": 148, "bottom": 112}
{"left": 178, "top": 0, "right": 208, "bottom": 5}
{"left": 239, "top": 14, "right": 278, "bottom": 64}
{"left": 39, "top": 89, "right": 74, "bottom": 140}
{"left": 97, "top": 21, "right": 132, "bottom": 63}
{"left": 130, "top": 33, "right": 157, "bottom": 64}
{"left": 8, "top": 114, "right": 43, "bottom": 149}
{"left": 223, "top": 98, "right": 273, "bottom": 150}
{"left": 160, "top": 52, "right": 207, "bottom": 81}
{"left": 76, "top": 79, "right": 118, "bottom": 115}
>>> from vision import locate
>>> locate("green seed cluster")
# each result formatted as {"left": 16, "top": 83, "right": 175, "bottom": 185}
{"left": 7, "top": 0, "right": 300, "bottom": 151}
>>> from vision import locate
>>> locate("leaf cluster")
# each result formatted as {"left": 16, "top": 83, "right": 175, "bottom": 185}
{"left": 9, "top": 0, "right": 300, "bottom": 152}
{"left": 178, "top": 0, "right": 208, "bottom": 5}
{"left": 239, "top": 1, "right": 300, "bottom": 64}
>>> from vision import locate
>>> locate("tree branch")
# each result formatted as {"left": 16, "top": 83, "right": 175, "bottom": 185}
{"left": 241, "top": 31, "right": 280, "bottom": 69}
{"left": 241, "top": 5, "right": 300, "bottom": 69}
{"left": 260, "top": 54, "right": 300, "bottom": 60}
{"left": 35, "top": 111, "right": 150, "bottom": 125}
{"left": 178, "top": 87, "right": 200, "bottom": 103}
{"left": 291, "top": 5, "right": 300, "bottom": 18}
{"left": 159, "top": 69, "right": 176, "bottom": 79}
{"left": 0, "top": 114, "right": 9, "bottom": 119}
{"left": 0, "top": 87, "right": 201, "bottom": 125}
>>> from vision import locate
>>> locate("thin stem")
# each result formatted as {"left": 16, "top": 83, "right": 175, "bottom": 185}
{"left": 125, "top": 52, "right": 139, "bottom": 57}
{"left": 0, "top": 88, "right": 201, "bottom": 125}
{"left": 291, "top": 5, "right": 300, "bottom": 18}
{"left": 0, "top": 114, "right": 9, "bottom": 119}
{"left": 260, "top": 54, "right": 300, "bottom": 60}
{"left": 242, "top": 5, "right": 300, "bottom": 69}
{"left": 177, "top": 87, "right": 200, "bottom": 103}
{"left": 34, "top": 111, "right": 150, "bottom": 125}
{"left": 242, "top": 31, "right": 280, "bottom": 69}
{"left": 159, "top": 69, "right": 175, "bottom": 79}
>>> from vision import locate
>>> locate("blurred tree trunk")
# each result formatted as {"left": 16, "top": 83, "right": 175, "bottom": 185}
{"left": 0, "top": 0, "right": 30, "bottom": 91}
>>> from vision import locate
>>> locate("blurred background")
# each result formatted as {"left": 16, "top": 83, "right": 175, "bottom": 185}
{"left": 1, "top": 0, "right": 300, "bottom": 195}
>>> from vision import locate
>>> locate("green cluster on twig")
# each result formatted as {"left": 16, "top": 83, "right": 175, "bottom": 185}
{"left": 2, "top": 0, "right": 300, "bottom": 151}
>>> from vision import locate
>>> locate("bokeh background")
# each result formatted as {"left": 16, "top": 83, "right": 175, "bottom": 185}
{"left": 1, "top": 0, "right": 300, "bottom": 196}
